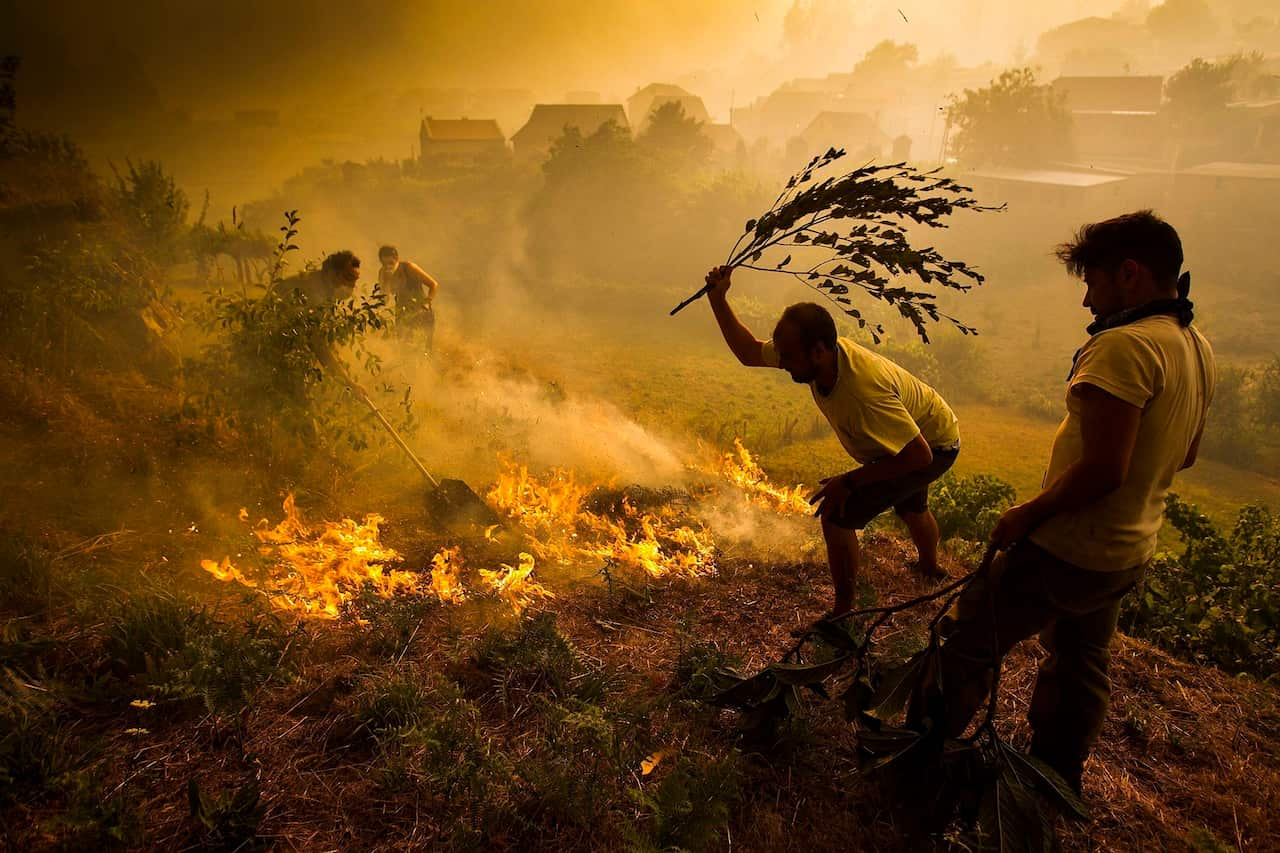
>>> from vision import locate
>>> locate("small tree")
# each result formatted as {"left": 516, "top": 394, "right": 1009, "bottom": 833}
{"left": 1164, "top": 58, "right": 1234, "bottom": 124}
{"left": 638, "top": 101, "right": 712, "bottom": 170}
{"left": 851, "top": 40, "right": 919, "bottom": 84}
{"left": 112, "top": 159, "right": 190, "bottom": 261}
{"left": 945, "top": 68, "right": 1073, "bottom": 167}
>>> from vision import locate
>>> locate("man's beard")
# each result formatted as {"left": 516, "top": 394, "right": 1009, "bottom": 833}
{"left": 789, "top": 369, "right": 815, "bottom": 384}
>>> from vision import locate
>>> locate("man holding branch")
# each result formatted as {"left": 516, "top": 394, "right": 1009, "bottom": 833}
{"left": 704, "top": 264, "right": 961, "bottom": 616}
{"left": 923, "top": 211, "right": 1215, "bottom": 794}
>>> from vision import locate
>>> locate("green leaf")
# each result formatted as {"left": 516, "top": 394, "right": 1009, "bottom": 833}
{"left": 1000, "top": 744, "right": 1090, "bottom": 821}
{"left": 767, "top": 653, "right": 854, "bottom": 686}
{"left": 866, "top": 648, "right": 929, "bottom": 723}
{"left": 842, "top": 675, "right": 875, "bottom": 723}
{"left": 810, "top": 617, "right": 863, "bottom": 651}
{"left": 859, "top": 727, "right": 928, "bottom": 772}
{"left": 977, "top": 770, "right": 1052, "bottom": 853}
{"left": 709, "top": 670, "right": 778, "bottom": 709}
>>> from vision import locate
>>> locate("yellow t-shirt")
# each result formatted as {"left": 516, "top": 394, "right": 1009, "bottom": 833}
{"left": 762, "top": 336, "right": 960, "bottom": 463}
{"left": 1030, "top": 315, "right": 1216, "bottom": 572}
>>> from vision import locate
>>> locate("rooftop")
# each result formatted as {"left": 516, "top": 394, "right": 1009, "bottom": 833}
{"left": 421, "top": 118, "right": 504, "bottom": 142}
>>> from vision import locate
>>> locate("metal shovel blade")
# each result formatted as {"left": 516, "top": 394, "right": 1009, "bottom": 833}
{"left": 426, "top": 478, "right": 500, "bottom": 528}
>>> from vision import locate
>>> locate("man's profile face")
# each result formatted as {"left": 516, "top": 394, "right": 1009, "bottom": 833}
{"left": 1081, "top": 263, "right": 1132, "bottom": 321}
{"left": 773, "top": 322, "right": 820, "bottom": 384}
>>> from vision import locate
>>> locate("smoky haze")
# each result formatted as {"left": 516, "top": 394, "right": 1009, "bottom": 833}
{"left": 5, "top": 1, "right": 1120, "bottom": 127}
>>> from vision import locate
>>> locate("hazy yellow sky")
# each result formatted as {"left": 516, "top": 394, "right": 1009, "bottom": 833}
{"left": 4, "top": 1, "right": 1124, "bottom": 123}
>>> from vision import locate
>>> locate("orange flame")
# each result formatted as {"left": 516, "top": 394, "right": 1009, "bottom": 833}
{"left": 712, "top": 439, "right": 811, "bottom": 515}
{"left": 479, "top": 552, "right": 556, "bottom": 615}
{"left": 429, "top": 546, "right": 467, "bottom": 604}
{"left": 487, "top": 462, "right": 716, "bottom": 579}
{"left": 201, "top": 495, "right": 466, "bottom": 618}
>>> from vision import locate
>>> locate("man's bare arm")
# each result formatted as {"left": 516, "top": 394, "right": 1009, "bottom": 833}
{"left": 846, "top": 434, "right": 933, "bottom": 488}
{"left": 992, "top": 383, "right": 1141, "bottom": 546}
{"left": 404, "top": 261, "right": 440, "bottom": 302}
{"left": 705, "top": 266, "right": 766, "bottom": 367}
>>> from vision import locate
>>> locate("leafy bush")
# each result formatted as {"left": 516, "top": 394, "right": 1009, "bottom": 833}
{"left": 352, "top": 668, "right": 437, "bottom": 740}
{"left": 366, "top": 676, "right": 518, "bottom": 843}
{"left": 468, "top": 612, "right": 613, "bottom": 703}
{"left": 188, "top": 777, "right": 266, "bottom": 851}
{"left": 928, "top": 472, "right": 1017, "bottom": 543}
{"left": 105, "top": 593, "right": 299, "bottom": 710}
{"left": 4, "top": 230, "right": 165, "bottom": 374}
{"left": 1120, "top": 494, "right": 1279, "bottom": 677}
{"left": 44, "top": 773, "right": 145, "bottom": 850}
{"left": 185, "top": 212, "right": 406, "bottom": 451}
{"left": 626, "top": 753, "right": 742, "bottom": 852}
{"left": 672, "top": 638, "right": 744, "bottom": 701}
{"left": 0, "top": 675, "right": 84, "bottom": 805}
{"left": 111, "top": 159, "right": 189, "bottom": 261}
{"left": 0, "top": 531, "right": 53, "bottom": 617}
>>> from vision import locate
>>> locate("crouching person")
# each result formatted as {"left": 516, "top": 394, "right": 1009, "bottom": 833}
{"left": 704, "top": 265, "right": 961, "bottom": 617}
{"left": 919, "top": 211, "right": 1215, "bottom": 793}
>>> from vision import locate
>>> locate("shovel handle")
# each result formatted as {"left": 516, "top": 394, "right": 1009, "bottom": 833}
{"left": 360, "top": 389, "right": 440, "bottom": 484}
{"left": 335, "top": 363, "right": 440, "bottom": 489}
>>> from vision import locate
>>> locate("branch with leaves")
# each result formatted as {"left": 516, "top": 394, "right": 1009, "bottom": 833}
{"left": 671, "top": 148, "right": 1002, "bottom": 343}
{"left": 704, "top": 544, "right": 1088, "bottom": 849}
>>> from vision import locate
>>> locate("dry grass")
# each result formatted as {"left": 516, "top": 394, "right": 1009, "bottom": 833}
{"left": 8, "top": 526, "right": 1272, "bottom": 851}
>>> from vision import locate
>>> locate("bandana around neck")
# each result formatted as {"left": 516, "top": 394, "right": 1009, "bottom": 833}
{"left": 1085, "top": 271, "right": 1194, "bottom": 335}
{"left": 1070, "top": 272, "right": 1194, "bottom": 379}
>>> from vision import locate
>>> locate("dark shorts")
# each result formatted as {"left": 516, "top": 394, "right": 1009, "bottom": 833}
{"left": 829, "top": 444, "right": 959, "bottom": 530}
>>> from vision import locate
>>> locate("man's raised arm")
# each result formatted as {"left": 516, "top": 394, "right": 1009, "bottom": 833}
{"left": 705, "top": 265, "right": 767, "bottom": 367}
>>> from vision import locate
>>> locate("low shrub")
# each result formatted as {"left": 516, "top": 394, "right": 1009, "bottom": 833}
{"left": 1121, "top": 494, "right": 1279, "bottom": 678}
{"left": 928, "top": 472, "right": 1017, "bottom": 543}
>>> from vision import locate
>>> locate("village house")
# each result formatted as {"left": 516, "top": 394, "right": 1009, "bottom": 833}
{"left": 417, "top": 117, "right": 507, "bottom": 168}
{"left": 790, "top": 111, "right": 888, "bottom": 164}
{"left": 626, "top": 83, "right": 711, "bottom": 132}
{"left": 1052, "top": 75, "right": 1167, "bottom": 168}
{"left": 510, "top": 104, "right": 630, "bottom": 161}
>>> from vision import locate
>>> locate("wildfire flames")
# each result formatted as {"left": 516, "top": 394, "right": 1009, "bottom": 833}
{"left": 428, "top": 545, "right": 467, "bottom": 604}
{"left": 711, "top": 439, "right": 812, "bottom": 515}
{"left": 486, "top": 462, "right": 717, "bottom": 579}
{"left": 200, "top": 494, "right": 420, "bottom": 619}
{"left": 201, "top": 443, "right": 805, "bottom": 619}
{"left": 480, "top": 552, "right": 555, "bottom": 615}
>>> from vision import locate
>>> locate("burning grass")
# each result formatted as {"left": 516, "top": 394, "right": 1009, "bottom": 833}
{"left": 198, "top": 446, "right": 805, "bottom": 623}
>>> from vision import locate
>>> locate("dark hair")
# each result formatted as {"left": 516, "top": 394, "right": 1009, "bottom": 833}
{"left": 774, "top": 302, "right": 838, "bottom": 352}
{"left": 377, "top": 244, "right": 398, "bottom": 260}
{"left": 321, "top": 250, "right": 360, "bottom": 275}
{"left": 1055, "top": 210, "right": 1183, "bottom": 288}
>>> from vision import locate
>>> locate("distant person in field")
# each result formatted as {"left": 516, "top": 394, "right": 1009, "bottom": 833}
{"left": 704, "top": 265, "right": 961, "bottom": 617}
{"left": 274, "top": 249, "right": 365, "bottom": 391}
{"left": 920, "top": 211, "right": 1215, "bottom": 794}
{"left": 377, "top": 245, "right": 440, "bottom": 354}
{"left": 278, "top": 249, "right": 361, "bottom": 308}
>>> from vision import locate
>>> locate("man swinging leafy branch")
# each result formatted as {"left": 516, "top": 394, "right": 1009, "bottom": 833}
{"left": 704, "top": 264, "right": 960, "bottom": 617}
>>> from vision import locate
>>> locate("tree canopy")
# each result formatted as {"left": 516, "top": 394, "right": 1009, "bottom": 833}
{"left": 945, "top": 68, "right": 1073, "bottom": 167}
